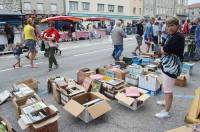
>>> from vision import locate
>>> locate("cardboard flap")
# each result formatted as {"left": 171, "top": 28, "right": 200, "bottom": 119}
{"left": 33, "top": 115, "right": 60, "bottom": 129}
{"left": 63, "top": 100, "right": 85, "bottom": 117}
{"left": 18, "top": 118, "right": 30, "bottom": 130}
{"left": 49, "top": 105, "right": 58, "bottom": 112}
{"left": 115, "top": 93, "right": 135, "bottom": 106}
{"left": 166, "top": 125, "right": 193, "bottom": 132}
{"left": 87, "top": 101, "right": 111, "bottom": 119}
{"left": 137, "top": 94, "right": 150, "bottom": 101}
{"left": 91, "top": 92, "right": 110, "bottom": 101}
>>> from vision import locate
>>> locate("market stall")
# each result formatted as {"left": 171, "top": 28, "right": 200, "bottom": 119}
{"left": 40, "top": 16, "right": 90, "bottom": 41}
{"left": 84, "top": 17, "right": 113, "bottom": 38}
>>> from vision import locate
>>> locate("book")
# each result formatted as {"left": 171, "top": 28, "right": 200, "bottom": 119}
{"left": 125, "top": 87, "right": 140, "bottom": 97}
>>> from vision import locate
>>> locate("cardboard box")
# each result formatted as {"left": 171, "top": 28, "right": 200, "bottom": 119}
{"left": 47, "top": 77, "right": 68, "bottom": 93}
{"left": 12, "top": 83, "right": 35, "bottom": 100}
{"left": 110, "top": 68, "right": 128, "bottom": 80}
{"left": 0, "top": 116, "right": 14, "bottom": 132}
{"left": 175, "top": 75, "right": 187, "bottom": 87}
{"left": 138, "top": 74, "right": 162, "bottom": 92}
{"left": 127, "top": 64, "right": 144, "bottom": 77}
{"left": 18, "top": 105, "right": 59, "bottom": 132}
{"left": 125, "top": 75, "right": 139, "bottom": 86}
{"left": 63, "top": 92, "right": 112, "bottom": 123}
{"left": 166, "top": 125, "right": 193, "bottom": 132}
{"left": 102, "top": 79, "right": 126, "bottom": 99}
{"left": 115, "top": 88, "right": 150, "bottom": 110}
{"left": 50, "top": 83, "right": 61, "bottom": 104}
{"left": 59, "top": 84, "right": 85, "bottom": 105}
{"left": 16, "top": 79, "right": 38, "bottom": 92}
{"left": 182, "top": 63, "right": 195, "bottom": 75}
{"left": 13, "top": 93, "right": 41, "bottom": 119}
{"left": 77, "top": 68, "right": 95, "bottom": 84}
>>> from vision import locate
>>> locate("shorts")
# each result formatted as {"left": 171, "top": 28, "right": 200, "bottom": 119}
{"left": 135, "top": 34, "right": 143, "bottom": 46}
{"left": 25, "top": 39, "right": 36, "bottom": 52}
{"left": 15, "top": 55, "right": 20, "bottom": 60}
{"left": 161, "top": 71, "right": 175, "bottom": 93}
{"left": 144, "top": 33, "right": 151, "bottom": 45}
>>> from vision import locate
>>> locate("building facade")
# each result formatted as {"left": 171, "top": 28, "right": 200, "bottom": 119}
{"left": 143, "top": 0, "right": 188, "bottom": 20}
{"left": 65, "top": 0, "right": 143, "bottom": 22}
{"left": 0, "top": 0, "right": 21, "bottom": 14}
{"left": 21, "top": 0, "right": 65, "bottom": 16}
{"left": 188, "top": 3, "right": 200, "bottom": 20}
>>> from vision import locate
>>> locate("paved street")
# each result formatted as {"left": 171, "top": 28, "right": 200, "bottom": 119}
{"left": 0, "top": 36, "right": 200, "bottom": 132}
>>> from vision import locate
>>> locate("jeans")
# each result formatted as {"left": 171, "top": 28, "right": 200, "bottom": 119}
{"left": 195, "top": 42, "right": 200, "bottom": 59}
{"left": 113, "top": 45, "right": 123, "bottom": 61}
{"left": 49, "top": 47, "right": 58, "bottom": 68}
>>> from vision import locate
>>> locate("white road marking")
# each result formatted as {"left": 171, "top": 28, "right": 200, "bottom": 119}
{"left": 0, "top": 62, "right": 43, "bottom": 73}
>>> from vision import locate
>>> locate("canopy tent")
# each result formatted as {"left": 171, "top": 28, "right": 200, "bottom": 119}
{"left": 40, "top": 16, "right": 82, "bottom": 23}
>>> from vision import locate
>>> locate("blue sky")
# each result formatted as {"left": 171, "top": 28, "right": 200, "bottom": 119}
{"left": 188, "top": 0, "right": 200, "bottom": 4}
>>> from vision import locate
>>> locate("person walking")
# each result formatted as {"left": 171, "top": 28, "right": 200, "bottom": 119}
{"left": 161, "top": 22, "right": 167, "bottom": 46}
{"left": 132, "top": 18, "right": 144, "bottom": 56}
{"left": 111, "top": 21, "right": 127, "bottom": 61}
{"left": 23, "top": 18, "right": 38, "bottom": 68}
{"left": 156, "top": 17, "right": 184, "bottom": 118}
{"left": 4, "top": 23, "right": 14, "bottom": 51}
{"left": 144, "top": 17, "right": 155, "bottom": 52}
{"left": 193, "top": 17, "right": 200, "bottom": 61}
{"left": 43, "top": 21, "right": 60, "bottom": 71}
{"left": 13, "top": 43, "right": 23, "bottom": 68}
{"left": 152, "top": 22, "right": 159, "bottom": 52}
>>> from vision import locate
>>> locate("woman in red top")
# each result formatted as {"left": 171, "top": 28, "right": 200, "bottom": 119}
{"left": 43, "top": 21, "right": 60, "bottom": 71}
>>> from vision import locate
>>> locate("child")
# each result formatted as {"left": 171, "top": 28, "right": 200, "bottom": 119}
{"left": 155, "top": 17, "right": 184, "bottom": 118}
{"left": 13, "top": 43, "right": 23, "bottom": 68}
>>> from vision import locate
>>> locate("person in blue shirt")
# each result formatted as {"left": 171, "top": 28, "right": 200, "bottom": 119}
{"left": 194, "top": 17, "right": 200, "bottom": 61}
{"left": 144, "top": 17, "right": 155, "bottom": 52}
{"left": 13, "top": 43, "right": 23, "bottom": 68}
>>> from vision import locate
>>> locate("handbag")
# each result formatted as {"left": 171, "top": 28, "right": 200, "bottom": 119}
{"left": 161, "top": 54, "right": 182, "bottom": 78}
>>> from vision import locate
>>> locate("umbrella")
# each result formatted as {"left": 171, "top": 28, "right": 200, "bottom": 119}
{"left": 40, "top": 16, "right": 82, "bottom": 23}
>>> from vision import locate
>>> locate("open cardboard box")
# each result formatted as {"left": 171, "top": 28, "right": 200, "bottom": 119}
{"left": 18, "top": 105, "right": 59, "bottom": 132}
{"left": 175, "top": 74, "right": 187, "bottom": 87}
{"left": 12, "top": 83, "right": 35, "bottom": 101}
{"left": 0, "top": 116, "right": 14, "bottom": 132}
{"left": 13, "top": 93, "right": 41, "bottom": 119}
{"left": 115, "top": 88, "right": 150, "bottom": 110}
{"left": 63, "top": 92, "right": 112, "bottom": 123}
{"left": 109, "top": 68, "right": 129, "bottom": 80}
{"left": 77, "top": 68, "right": 95, "bottom": 84}
{"left": 16, "top": 78, "right": 38, "bottom": 92}
{"left": 47, "top": 76, "right": 69, "bottom": 93}
{"left": 138, "top": 73, "right": 162, "bottom": 92}
{"left": 59, "top": 84, "right": 86, "bottom": 105}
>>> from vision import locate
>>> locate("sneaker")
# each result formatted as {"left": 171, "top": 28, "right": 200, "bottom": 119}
{"left": 55, "top": 65, "right": 59, "bottom": 69}
{"left": 132, "top": 52, "right": 137, "bottom": 56}
{"left": 156, "top": 100, "right": 166, "bottom": 106}
{"left": 49, "top": 68, "right": 52, "bottom": 72}
{"left": 155, "top": 110, "right": 170, "bottom": 119}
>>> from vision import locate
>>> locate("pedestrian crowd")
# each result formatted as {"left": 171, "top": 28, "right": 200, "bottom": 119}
{"left": 111, "top": 16, "right": 200, "bottom": 118}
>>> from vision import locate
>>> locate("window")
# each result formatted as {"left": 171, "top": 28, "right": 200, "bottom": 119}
{"left": 97, "top": 4, "right": 104, "bottom": 12}
{"left": 133, "top": 7, "right": 136, "bottom": 14}
{"left": 51, "top": 3, "right": 57, "bottom": 13}
{"left": 24, "top": 2, "right": 31, "bottom": 11}
{"left": 82, "top": 2, "right": 90, "bottom": 11}
{"left": 108, "top": 5, "right": 114, "bottom": 12}
{"left": 69, "top": 1, "right": 78, "bottom": 11}
{"left": 118, "top": 6, "right": 124, "bottom": 13}
{"left": 139, "top": 8, "right": 142, "bottom": 15}
{"left": 0, "top": 4, "right": 3, "bottom": 10}
{"left": 37, "top": 3, "right": 44, "bottom": 12}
